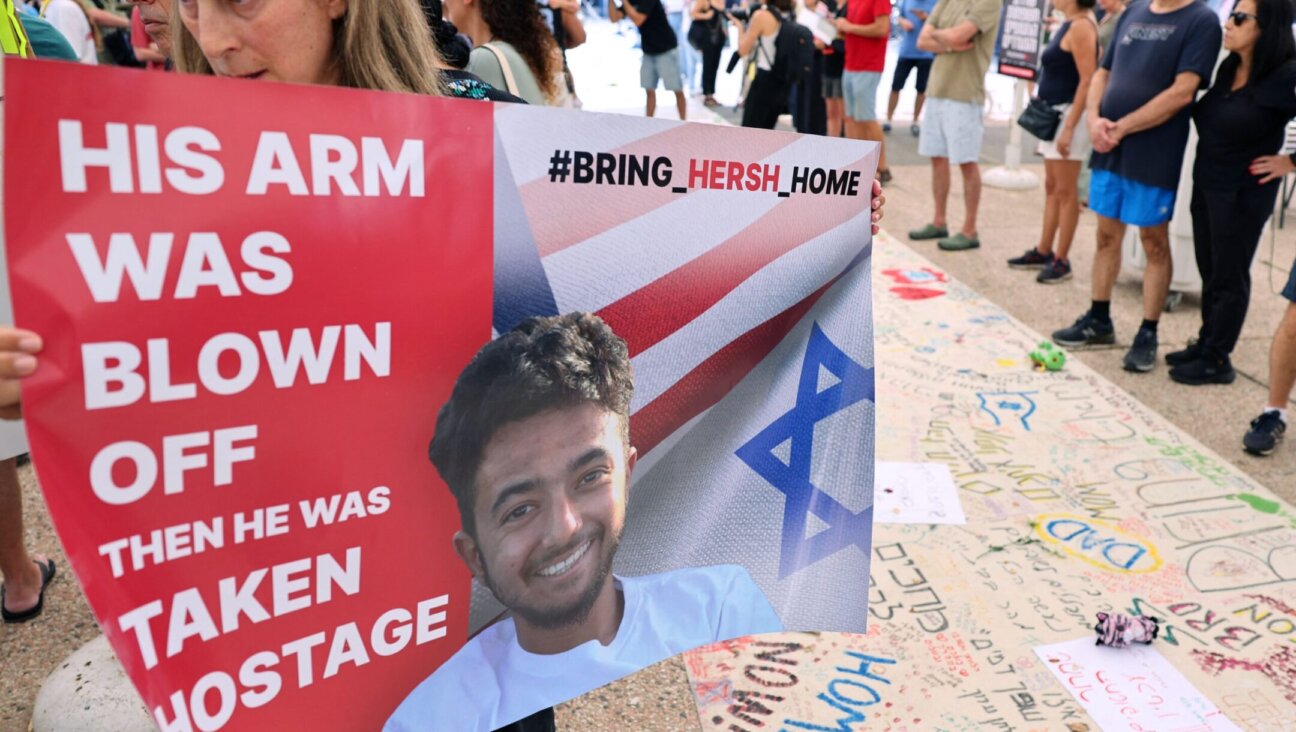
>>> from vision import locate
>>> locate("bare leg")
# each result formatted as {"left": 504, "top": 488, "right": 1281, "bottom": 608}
{"left": 913, "top": 92, "right": 926, "bottom": 121}
{"left": 847, "top": 119, "right": 887, "bottom": 171}
{"left": 646, "top": 89, "right": 656, "bottom": 117}
{"left": 887, "top": 90, "right": 900, "bottom": 123}
{"left": 0, "top": 458, "right": 43, "bottom": 615}
{"left": 931, "top": 157, "right": 951, "bottom": 229}
{"left": 1092, "top": 214, "right": 1126, "bottom": 301}
{"left": 675, "top": 90, "right": 687, "bottom": 120}
{"left": 826, "top": 98, "right": 844, "bottom": 138}
{"left": 1139, "top": 223, "right": 1173, "bottom": 322}
{"left": 1037, "top": 160, "right": 1061, "bottom": 255}
{"left": 1268, "top": 303, "right": 1296, "bottom": 409}
{"left": 1053, "top": 159, "right": 1083, "bottom": 261}
{"left": 959, "top": 161, "right": 981, "bottom": 237}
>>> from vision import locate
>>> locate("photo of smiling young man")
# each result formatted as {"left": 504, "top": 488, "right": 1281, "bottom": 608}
{"left": 385, "top": 312, "right": 783, "bottom": 732}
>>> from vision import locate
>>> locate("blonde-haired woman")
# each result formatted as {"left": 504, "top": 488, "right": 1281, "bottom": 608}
{"left": 172, "top": 0, "right": 460, "bottom": 96}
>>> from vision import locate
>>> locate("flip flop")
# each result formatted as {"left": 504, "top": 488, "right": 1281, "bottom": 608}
{"left": 1, "top": 558, "right": 56, "bottom": 623}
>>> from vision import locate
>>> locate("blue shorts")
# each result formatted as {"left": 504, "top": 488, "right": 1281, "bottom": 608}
{"left": 1088, "top": 169, "right": 1176, "bottom": 227}
{"left": 1283, "top": 258, "right": 1296, "bottom": 303}
{"left": 891, "top": 56, "right": 933, "bottom": 93}
{"left": 842, "top": 71, "right": 882, "bottom": 121}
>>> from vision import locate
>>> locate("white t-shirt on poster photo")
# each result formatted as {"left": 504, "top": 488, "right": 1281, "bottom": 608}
{"left": 385, "top": 564, "right": 783, "bottom": 732}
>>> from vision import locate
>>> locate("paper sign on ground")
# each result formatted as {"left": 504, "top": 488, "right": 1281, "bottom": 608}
{"left": 874, "top": 461, "right": 966, "bottom": 525}
{"left": 1035, "top": 637, "right": 1242, "bottom": 732}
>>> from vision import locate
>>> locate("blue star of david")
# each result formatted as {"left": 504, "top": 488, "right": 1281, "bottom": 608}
{"left": 735, "top": 323, "right": 875, "bottom": 579}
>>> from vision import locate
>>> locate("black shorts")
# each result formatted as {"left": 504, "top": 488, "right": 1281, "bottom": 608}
{"left": 891, "top": 57, "right": 933, "bottom": 93}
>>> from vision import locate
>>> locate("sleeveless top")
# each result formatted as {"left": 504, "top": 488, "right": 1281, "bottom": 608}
{"left": 754, "top": 32, "right": 777, "bottom": 71}
{"left": 1038, "top": 20, "right": 1081, "bottom": 105}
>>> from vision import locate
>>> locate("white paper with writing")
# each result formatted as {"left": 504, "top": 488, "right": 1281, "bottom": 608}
{"left": 796, "top": 8, "right": 838, "bottom": 44}
{"left": 1035, "top": 637, "right": 1241, "bottom": 732}
{"left": 874, "top": 461, "right": 966, "bottom": 525}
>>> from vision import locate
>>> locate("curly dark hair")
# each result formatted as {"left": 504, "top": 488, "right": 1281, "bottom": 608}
{"left": 429, "top": 312, "right": 634, "bottom": 536}
{"left": 481, "top": 0, "right": 562, "bottom": 103}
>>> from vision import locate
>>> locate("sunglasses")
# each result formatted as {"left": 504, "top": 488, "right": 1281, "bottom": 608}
{"left": 1229, "top": 10, "right": 1258, "bottom": 24}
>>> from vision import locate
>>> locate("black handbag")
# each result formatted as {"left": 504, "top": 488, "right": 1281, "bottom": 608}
{"left": 688, "top": 13, "right": 726, "bottom": 50}
{"left": 687, "top": 19, "right": 710, "bottom": 50}
{"left": 1017, "top": 97, "right": 1062, "bottom": 141}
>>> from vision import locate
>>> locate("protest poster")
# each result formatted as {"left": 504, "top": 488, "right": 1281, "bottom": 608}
{"left": 996, "top": 0, "right": 1048, "bottom": 80}
{"left": 3, "top": 59, "right": 878, "bottom": 730}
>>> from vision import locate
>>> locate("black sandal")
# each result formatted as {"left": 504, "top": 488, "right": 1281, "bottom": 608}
{"left": 1, "top": 558, "right": 56, "bottom": 623}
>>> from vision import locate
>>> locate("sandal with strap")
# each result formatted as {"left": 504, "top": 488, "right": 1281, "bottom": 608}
{"left": 2, "top": 558, "right": 56, "bottom": 623}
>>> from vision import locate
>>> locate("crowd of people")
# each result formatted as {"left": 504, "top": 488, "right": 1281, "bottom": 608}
{"left": 1021, "top": 0, "right": 1296, "bottom": 460}
{"left": 608, "top": 0, "right": 1296, "bottom": 462}
{"left": 856, "top": 0, "right": 1295, "bottom": 460}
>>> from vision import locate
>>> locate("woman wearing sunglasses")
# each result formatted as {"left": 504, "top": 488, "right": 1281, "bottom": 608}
{"left": 1168, "top": 0, "right": 1296, "bottom": 385}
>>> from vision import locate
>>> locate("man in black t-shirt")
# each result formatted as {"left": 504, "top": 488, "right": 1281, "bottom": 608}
{"left": 1051, "top": 0, "right": 1219, "bottom": 373}
{"left": 610, "top": 0, "right": 688, "bottom": 119}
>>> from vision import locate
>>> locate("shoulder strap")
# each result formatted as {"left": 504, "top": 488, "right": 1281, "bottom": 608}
{"left": 1080, "top": 14, "right": 1100, "bottom": 52}
{"left": 1, "top": 0, "right": 30, "bottom": 57}
{"left": 758, "top": 30, "right": 775, "bottom": 68}
{"left": 481, "top": 42, "right": 520, "bottom": 97}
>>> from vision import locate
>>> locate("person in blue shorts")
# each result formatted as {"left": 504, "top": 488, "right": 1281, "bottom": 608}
{"left": 886, "top": 0, "right": 938, "bottom": 135}
{"left": 1051, "top": 0, "right": 1220, "bottom": 372}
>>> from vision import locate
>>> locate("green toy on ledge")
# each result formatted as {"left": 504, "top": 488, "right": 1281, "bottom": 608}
{"left": 1030, "top": 342, "right": 1067, "bottom": 372}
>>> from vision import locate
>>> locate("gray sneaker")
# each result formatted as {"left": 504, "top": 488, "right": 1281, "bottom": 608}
{"left": 1036, "top": 258, "right": 1072, "bottom": 283}
{"left": 1244, "top": 411, "right": 1287, "bottom": 456}
{"left": 1052, "top": 311, "right": 1115, "bottom": 348}
{"left": 1123, "top": 328, "right": 1158, "bottom": 373}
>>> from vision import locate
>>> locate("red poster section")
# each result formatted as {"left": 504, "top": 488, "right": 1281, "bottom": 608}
{"left": 4, "top": 60, "right": 493, "bottom": 730}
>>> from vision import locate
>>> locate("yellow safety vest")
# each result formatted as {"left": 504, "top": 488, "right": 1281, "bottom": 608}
{"left": 1, "top": 0, "right": 30, "bottom": 58}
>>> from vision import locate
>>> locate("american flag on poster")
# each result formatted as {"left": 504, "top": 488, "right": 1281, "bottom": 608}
{"left": 476, "top": 105, "right": 879, "bottom": 633}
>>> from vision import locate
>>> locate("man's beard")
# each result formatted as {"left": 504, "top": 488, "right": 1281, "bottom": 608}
{"left": 481, "top": 524, "right": 622, "bottom": 631}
